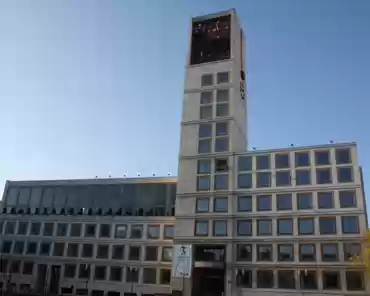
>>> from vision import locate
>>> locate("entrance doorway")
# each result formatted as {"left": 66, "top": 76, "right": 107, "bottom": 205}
{"left": 192, "top": 268, "right": 224, "bottom": 296}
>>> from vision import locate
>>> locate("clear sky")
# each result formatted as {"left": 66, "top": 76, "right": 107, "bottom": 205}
{"left": 0, "top": 0, "right": 369, "bottom": 209}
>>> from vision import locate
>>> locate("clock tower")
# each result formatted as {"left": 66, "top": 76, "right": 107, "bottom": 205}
{"left": 173, "top": 9, "right": 247, "bottom": 296}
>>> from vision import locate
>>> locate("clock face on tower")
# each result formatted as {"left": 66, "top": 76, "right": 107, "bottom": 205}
{"left": 190, "top": 15, "right": 231, "bottom": 65}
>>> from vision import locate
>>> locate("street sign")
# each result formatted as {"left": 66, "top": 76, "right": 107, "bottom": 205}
{"left": 172, "top": 244, "right": 192, "bottom": 278}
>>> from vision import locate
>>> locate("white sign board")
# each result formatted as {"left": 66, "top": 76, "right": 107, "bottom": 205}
{"left": 172, "top": 244, "right": 192, "bottom": 278}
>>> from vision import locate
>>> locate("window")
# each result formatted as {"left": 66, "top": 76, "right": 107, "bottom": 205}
{"left": 300, "top": 270, "right": 317, "bottom": 289}
{"left": 199, "top": 124, "right": 212, "bottom": 138}
{"left": 276, "top": 194, "right": 292, "bottom": 210}
{"left": 278, "top": 219, "right": 293, "bottom": 235}
{"left": 216, "top": 89, "right": 229, "bottom": 102}
{"left": 257, "top": 195, "right": 271, "bottom": 211}
{"left": 215, "top": 122, "right": 228, "bottom": 136}
{"left": 297, "top": 193, "right": 312, "bottom": 210}
{"left": 200, "top": 91, "right": 212, "bottom": 104}
{"left": 237, "top": 220, "right": 252, "bottom": 236}
{"left": 67, "top": 243, "right": 79, "bottom": 257}
{"left": 214, "top": 197, "right": 228, "bottom": 212}
{"left": 30, "top": 222, "right": 41, "bottom": 235}
{"left": 237, "top": 173, "right": 252, "bottom": 188}
{"left": 337, "top": 167, "right": 353, "bottom": 183}
{"left": 215, "top": 137, "right": 229, "bottom": 152}
{"left": 319, "top": 217, "right": 337, "bottom": 234}
{"left": 147, "top": 225, "right": 160, "bottom": 239}
{"left": 0, "top": 259, "right": 8, "bottom": 273}
{"left": 299, "top": 244, "right": 316, "bottom": 261}
{"left": 238, "top": 196, "right": 252, "bottom": 212}
{"left": 278, "top": 270, "right": 295, "bottom": 289}
{"left": 197, "top": 176, "right": 210, "bottom": 190}
{"left": 217, "top": 72, "right": 229, "bottom": 84}
{"left": 115, "top": 224, "right": 127, "bottom": 238}
{"left": 17, "top": 222, "right": 28, "bottom": 235}
{"left": 26, "top": 242, "right": 37, "bottom": 254}
{"left": 143, "top": 268, "right": 157, "bottom": 284}
{"left": 197, "top": 159, "right": 211, "bottom": 174}
{"left": 298, "top": 218, "right": 314, "bottom": 235}
{"left": 276, "top": 171, "right": 291, "bottom": 186}
{"left": 160, "top": 269, "right": 171, "bottom": 285}
{"left": 97, "top": 244, "right": 109, "bottom": 259}
{"left": 316, "top": 168, "right": 332, "bottom": 184}
{"left": 296, "top": 170, "right": 311, "bottom": 185}
{"left": 256, "top": 155, "right": 270, "bottom": 170}
{"left": 275, "top": 153, "right": 290, "bottom": 169}
{"left": 339, "top": 191, "right": 356, "bottom": 208}
{"left": 2, "top": 240, "right": 12, "bottom": 253}
{"left": 196, "top": 198, "right": 209, "bottom": 212}
{"left": 257, "top": 219, "right": 272, "bottom": 236}
{"left": 201, "top": 74, "right": 213, "bottom": 86}
{"left": 215, "top": 158, "right": 228, "bottom": 172}
{"left": 257, "top": 244, "right": 273, "bottom": 261}
{"left": 238, "top": 156, "right": 252, "bottom": 171}
{"left": 100, "top": 224, "right": 111, "bottom": 238}
{"left": 257, "top": 172, "right": 271, "bottom": 188}
{"left": 343, "top": 243, "right": 361, "bottom": 261}
{"left": 214, "top": 174, "right": 228, "bottom": 190}
{"left": 129, "top": 246, "right": 141, "bottom": 260}
{"left": 13, "top": 241, "right": 25, "bottom": 254}
{"left": 43, "top": 222, "right": 54, "bottom": 236}
{"left": 164, "top": 225, "right": 174, "bottom": 239}
{"left": 213, "top": 220, "right": 227, "bottom": 236}
{"left": 295, "top": 151, "right": 310, "bottom": 167}
{"left": 198, "top": 139, "right": 212, "bottom": 154}
{"left": 5, "top": 221, "right": 15, "bottom": 234}
{"left": 145, "top": 246, "right": 158, "bottom": 261}
{"left": 342, "top": 216, "right": 359, "bottom": 234}
{"left": 236, "top": 269, "right": 252, "bottom": 288}
{"left": 257, "top": 270, "right": 274, "bottom": 288}
{"left": 318, "top": 192, "right": 334, "bottom": 209}
{"left": 56, "top": 223, "right": 68, "bottom": 236}
{"left": 112, "top": 245, "right": 125, "bottom": 260}
{"left": 78, "top": 264, "right": 90, "bottom": 279}
{"left": 346, "top": 271, "right": 364, "bottom": 290}
{"left": 76, "top": 289, "right": 88, "bottom": 295}
{"left": 11, "top": 260, "right": 20, "bottom": 273}
{"left": 200, "top": 106, "right": 212, "bottom": 119}
{"left": 315, "top": 150, "right": 330, "bottom": 165}
{"left": 321, "top": 244, "right": 338, "bottom": 261}
{"left": 70, "top": 223, "right": 81, "bottom": 237}
{"left": 94, "top": 266, "right": 106, "bottom": 280}
{"left": 278, "top": 244, "right": 294, "bottom": 261}
{"left": 130, "top": 224, "right": 143, "bottom": 239}
{"left": 84, "top": 224, "right": 96, "bottom": 237}
{"left": 82, "top": 244, "right": 93, "bottom": 258}
{"left": 162, "top": 246, "right": 172, "bottom": 261}
{"left": 195, "top": 220, "right": 208, "bottom": 236}
{"left": 22, "top": 262, "right": 34, "bottom": 275}
{"left": 39, "top": 242, "right": 51, "bottom": 255}
{"left": 236, "top": 244, "right": 252, "bottom": 261}
{"left": 336, "top": 148, "right": 351, "bottom": 164}
{"left": 110, "top": 266, "right": 122, "bottom": 281}
{"left": 53, "top": 243, "right": 65, "bottom": 256}
{"left": 322, "top": 271, "right": 341, "bottom": 290}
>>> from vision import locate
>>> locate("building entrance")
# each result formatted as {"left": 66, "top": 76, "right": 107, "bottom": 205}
{"left": 191, "top": 267, "right": 224, "bottom": 296}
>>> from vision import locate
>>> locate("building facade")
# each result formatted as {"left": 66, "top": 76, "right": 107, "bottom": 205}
{"left": 0, "top": 8, "right": 369, "bottom": 296}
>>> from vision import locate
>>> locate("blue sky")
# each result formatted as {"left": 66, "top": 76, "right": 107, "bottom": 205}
{"left": 0, "top": 0, "right": 369, "bottom": 208}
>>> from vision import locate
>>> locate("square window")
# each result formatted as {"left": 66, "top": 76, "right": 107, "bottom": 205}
{"left": 278, "top": 244, "right": 294, "bottom": 261}
{"left": 257, "top": 195, "right": 271, "bottom": 211}
{"left": 53, "top": 242, "right": 65, "bottom": 256}
{"left": 339, "top": 191, "right": 356, "bottom": 208}
{"left": 322, "top": 271, "right": 341, "bottom": 290}
{"left": 346, "top": 271, "right": 364, "bottom": 290}
{"left": 17, "top": 222, "right": 28, "bottom": 235}
{"left": 145, "top": 246, "right": 158, "bottom": 261}
{"left": 236, "top": 244, "right": 252, "bottom": 261}
{"left": 319, "top": 217, "right": 337, "bottom": 234}
{"left": 198, "top": 139, "right": 211, "bottom": 154}
{"left": 298, "top": 218, "right": 314, "bottom": 235}
{"left": 30, "top": 222, "right": 41, "bottom": 235}
{"left": 10, "top": 261, "right": 20, "bottom": 273}
{"left": 321, "top": 243, "right": 338, "bottom": 261}
{"left": 26, "top": 242, "right": 37, "bottom": 254}
{"left": 128, "top": 246, "right": 141, "bottom": 260}
{"left": 0, "top": 259, "right": 8, "bottom": 273}
{"left": 215, "top": 158, "right": 228, "bottom": 172}
{"left": 64, "top": 264, "right": 76, "bottom": 278}
{"left": 315, "top": 150, "right": 330, "bottom": 165}
{"left": 257, "top": 270, "right": 274, "bottom": 288}
{"left": 115, "top": 224, "right": 127, "bottom": 238}
{"left": 195, "top": 220, "right": 208, "bottom": 236}
{"left": 97, "top": 244, "right": 109, "bottom": 259}
{"left": 216, "top": 89, "right": 229, "bottom": 102}
{"left": 238, "top": 156, "right": 252, "bottom": 171}
{"left": 276, "top": 194, "right": 292, "bottom": 210}
{"left": 199, "top": 124, "right": 212, "bottom": 138}
{"left": 278, "top": 219, "right": 293, "bottom": 235}
{"left": 196, "top": 198, "right": 209, "bottom": 213}
{"left": 213, "top": 220, "right": 227, "bottom": 236}
{"left": 217, "top": 72, "right": 229, "bottom": 84}
{"left": 237, "top": 173, "right": 252, "bottom": 189}
{"left": 43, "top": 222, "right": 54, "bottom": 236}
{"left": 295, "top": 151, "right": 310, "bottom": 167}
{"left": 297, "top": 193, "right": 312, "bottom": 210}
{"left": 257, "top": 219, "right": 272, "bottom": 236}
{"left": 5, "top": 221, "right": 15, "bottom": 234}
{"left": 160, "top": 269, "right": 171, "bottom": 285}
{"left": 216, "top": 122, "right": 228, "bottom": 136}
{"left": 237, "top": 220, "right": 252, "bottom": 236}
{"left": 200, "top": 105, "right": 212, "bottom": 119}
{"left": 337, "top": 167, "right": 353, "bottom": 183}
{"left": 143, "top": 268, "right": 157, "bottom": 284}
{"left": 214, "top": 197, "right": 228, "bottom": 212}
{"left": 237, "top": 195, "right": 252, "bottom": 212}
{"left": 236, "top": 269, "right": 252, "bottom": 288}
{"left": 70, "top": 223, "right": 82, "bottom": 237}
{"left": 162, "top": 246, "right": 172, "bottom": 261}
{"left": 200, "top": 91, "right": 212, "bottom": 104}
{"left": 256, "top": 155, "right": 270, "bottom": 170}
{"left": 84, "top": 224, "right": 96, "bottom": 237}
{"left": 67, "top": 243, "right": 79, "bottom": 257}
{"left": 82, "top": 244, "right": 93, "bottom": 258}
{"left": 94, "top": 266, "right": 106, "bottom": 280}
{"left": 39, "top": 242, "right": 51, "bottom": 255}
{"left": 299, "top": 244, "right": 316, "bottom": 261}
{"left": 343, "top": 243, "right": 361, "bottom": 261}
{"left": 257, "top": 244, "right": 273, "bottom": 261}
{"left": 112, "top": 245, "right": 125, "bottom": 260}
{"left": 316, "top": 168, "right": 332, "bottom": 184}
{"left": 278, "top": 270, "right": 295, "bottom": 289}
{"left": 126, "top": 267, "right": 139, "bottom": 282}
{"left": 147, "top": 225, "right": 160, "bottom": 239}
{"left": 257, "top": 172, "right": 271, "bottom": 188}
{"left": 197, "top": 176, "right": 210, "bottom": 191}
{"left": 318, "top": 192, "right": 334, "bottom": 209}
{"left": 215, "top": 137, "right": 229, "bottom": 152}
{"left": 130, "top": 224, "right": 143, "bottom": 239}
{"left": 214, "top": 174, "right": 228, "bottom": 190}
{"left": 300, "top": 270, "right": 317, "bottom": 289}
{"left": 296, "top": 170, "right": 311, "bottom": 185}
{"left": 336, "top": 148, "right": 351, "bottom": 164}
{"left": 99, "top": 224, "right": 111, "bottom": 238}
{"left": 342, "top": 216, "right": 359, "bottom": 234}
{"left": 276, "top": 170, "right": 291, "bottom": 186}
{"left": 22, "top": 262, "right": 34, "bottom": 275}
{"left": 13, "top": 241, "right": 25, "bottom": 254}
{"left": 79, "top": 264, "right": 91, "bottom": 279}
{"left": 110, "top": 266, "right": 122, "bottom": 281}
{"left": 197, "top": 159, "right": 211, "bottom": 174}
{"left": 56, "top": 223, "right": 68, "bottom": 236}
{"left": 216, "top": 104, "right": 229, "bottom": 117}
{"left": 275, "top": 153, "right": 290, "bottom": 169}
{"left": 164, "top": 225, "right": 174, "bottom": 239}
{"left": 201, "top": 74, "right": 213, "bottom": 86}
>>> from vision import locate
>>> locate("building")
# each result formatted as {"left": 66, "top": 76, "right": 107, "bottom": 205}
{"left": 0, "top": 8, "right": 368, "bottom": 296}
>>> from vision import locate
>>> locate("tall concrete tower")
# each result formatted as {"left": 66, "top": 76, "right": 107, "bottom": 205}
{"left": 174, "top": 9, "right": 247, "bottom": 296}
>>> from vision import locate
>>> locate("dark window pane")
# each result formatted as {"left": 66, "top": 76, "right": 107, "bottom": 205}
{"left": 295, "top": 152, "right": 310, "bottom": 167}
{"left": 276, "top": 194, "right": 292, "bottom": 210}
{"left": 236, "top": 244, "right": 252, "bottom": 261}
{"left": 337, "top": 167, "right": 353, "bottom": 183}
{"left": 164, "top": 226, "right": 174, "bottom": 239}
{"left": 322, "top": 271, "right": 340, "bottom": 290}
{"left": 342, "top": 216, "right": 359, "bottom": 234}
{"left": 257, "top": 172, "right": 271, "bottom": 188}
{"left": 257, "top": 219, "right": 272, "bottom": 236}
{"left": 296, "top": 170, "right": 311, "bottom": 185}
{"left": 97, "top": 244, "right": 109, "bottom": 259}
{"left": 278, "top": 219, "right": 293, "bottom": 235}
{"left": 275, "top": 153, "right": 290, "bottom": 169}
{"left": 200, "top": 105, "right": 212, "bottom": 119}
{"left": 318, "top": 192, "right": 334, "bottom": 209}
{"left": 237, "top": 220, "right": 252, "bottom": 236}
{"left": 217, "top": 72, "right": 229, "bottom": 84}
{"left": 297, "top": 193, "right": 312, "bottom": 210}
{"left": 100, "top": 224, "right": 111, "bottom": 238}
{"left": 276, "top": 171, "right": 291, "bottom": 186}
{"left": 346, "top": 271, "right": 364, "bottom": 290}
{"left": 143, "top": 268, "right": 157, "bottom": 284}
{"left": 257, "top": 270, "right": 274, "bottom": 288}
{"left": 5, "top": 222, "right": 15, "bottom": 234}
{"left": 298, "top": 218, "right": 314, "bottom": 235}
{"left": 201, "top": 74, "right": 213, "bottom": 86}
{"left": 215, "top": 122, "right": 228, "bottom": 136}
{"left": 196, "top": 198, "right": 209, "bottom": 213}
{"left": 300, "top": 270, "right": 317, "bottom": 290}
{"left": 40, "top": 242, "right": 51, "bottom": 256}
{"left": 339, "top": 191, "right": 356, "bottom": 208}
{"left": 316, "top": 168, "right": 332, "bottom": 184}
{"left": 256, "top": 155, "right": 270, "bottom": 170}
{"left": 17, "top": 222, "right": 28, "bottom": 235}
{"left": 216, "top": 89, "right": 229, "bottom": 102}
{"left": 321, "top": 244, "right": 338, "bottom": 261}
{"left": 343, "top": 243, "right": 361, "bottom": 261}
{"left": 195, "top": 221, "right": 208, "bottom": 236}
{"left": 145, "top": 246, "right": 158, "bottom": 261}
{"left": 197, "top": 159, "right": 211, "bottom": 174}
{"left": 236, "top": 269, "right": 252, "bottom": 288}
{"left": 216, "top": 103, "right": 229, "bottom": 117}
{"left": 238, "top": 156, "right": 252, "bottom": 171}
{"left": 84, "top": 224, "right": 96, "bottom": 237}
{"left": 278, "top": 270, "right": 295, "bottom": 289}
{"left": 214, "top": 174, "right": 228, "bottom": 190}
{"left": 57, "top": 223, "right": 68, "bottom": 236}
{"left": 130, "top": 225, "right": 143, "bottom": 239}
{"left": 257, "top": 245, "right": 273, "bottom": 261}
{"left": 315, "top": 150, "right": 330, "bottom": 165}
{"left": 199, "top": 124, "right": 212, "bottom": 138}
{"left": 299, "top": 244, "right": 316, "bottom": 261}
{"left": 200, "top": 91, "right": 212, "bottom": 104}
{"left": 112, "top": 245, "right": 125, "bottom": 260}
{"left": 197, "top": 176, "right": 210, "bottom": 191}
{"left": 30, "top": 222, "right": 41, "bottom": 235}
{"left": 215, "top": 137, "right": 229, "bottom": 152}
{"left": 278, "top": 244, "right": 294, "bottom": 261}
{"left": 198, "top": 139, "right": 211, "bottom": 154}
{"left": 214, "top": 197, "right": 228, "bottom": 212}
{"left": 237, "top": 173, "right": 252, "bottom": 189}
{"left": 213, "top": 220, "right": 227, "bottom": 236}
{"left": 238, "top": 196, "right": 252, "bottom": 212}
{"left": 128, "top": 246, "right": 141, "bottom": 261}
{"left": 13, "top": 241, "right": 25, "bottom": 254}
{"left": 336, "top": 148, "right": 351, "bottom": 164}
{"left": 257, "top": 195, "right": 271, "bottom": 211}
{"left": 319, "top": 217, "right": 337, "bottom": 234}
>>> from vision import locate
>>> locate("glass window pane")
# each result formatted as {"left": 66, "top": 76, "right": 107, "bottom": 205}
{"left": 297, "top": 193, "right": 312, "bottom": 210}
{"left": 256, "top": 155, "right": 270, "bottom": 170}
{"left": 257, "top": 195, "right": 271, "bottom": 211}
{"left": 200, "top": 91, "right": 212, "bottom": 104}
{"left": 215, "top": 137, "right": 229, "bottom": 152}
{"left": 199, "top": 124, "right": 212, "bottom": 138}
{"left": 276, "top": 171, "right": 291, "bottom": 186}
{"left": 213, "top": 220, "right": 227, "bottom": 236}
{"left": 238, "top": 196, "right": 252, "bottom": 212}
{"left": 275, "top": 153, "right": 290, "bottom": 169}
{"left": 196, "top": 198, "right": 209, "bottom": 213}
{"left": 339, "top": 191, "right": 356, "bottom": 208}
{"left": 214, "top": 174, "right": 228, "bottom": 190}
{"left": 197, "top": 159, "right": 211, "bottom": 174}
{"left": 318, "top": 192, "right": 334, "bottom": 209}
{"left": 257, "top": 172, "right": 271, "bottom": 188}
{"left": 214, "top": 197, "right": 228, "bottom": 212}
{"left": 195, "top": 221, "right": 208, "bottom": 236}
{"left": 238, "top": 156, "right": 252, "bottom": 171}
{"left": 200, "top": 105, "right": 212, "bottom": 119}
{"left": 295, "top": 152, "right": 310, "bottom": 167}
{"left": 337, "top": 167, "right": 353, "bottom": 183}
{"left": 198, "top": 139, "right": 211, "bottom": 154}
{"left": 336, "top": 148, "right": 351, "bottom": 164}
{"left": 217, "top": 72, "right": 229, "bottom": 84}
{"left": 216, "top": 122, "right": 228, "bottom": 136}
{"left": 296, "top": 170, "right": 311, "bottom": 185}
{"left": 277, "top": 194, "right": 292, "bottom": 210}
{"left": 197, "top": 176, "right": 210, "bottom": 191}
{"left": 216, "top": 89, "right": 229, "bottom": 102}
{"left": 238, "top": 173, "right": 252, "bottom": 189}
{"left": 315, "top": 150, "right": 331, "bottom": 165}
{"left": 216, "top": 104, "right": 228, "bottom": 117}
{"left": 237, "top": 220, "right": 252, "bottom": 236}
